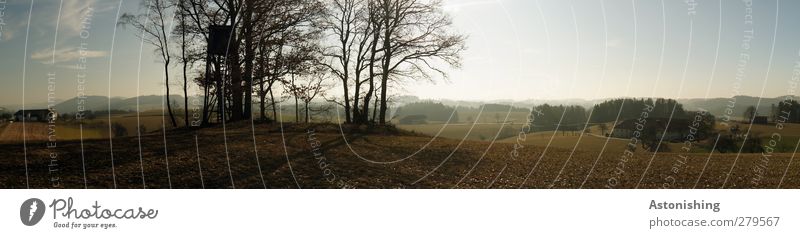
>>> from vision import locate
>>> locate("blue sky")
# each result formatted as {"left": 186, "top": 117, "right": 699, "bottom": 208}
{"left": 1, "top": 0, "right": 799, "bottom": 106}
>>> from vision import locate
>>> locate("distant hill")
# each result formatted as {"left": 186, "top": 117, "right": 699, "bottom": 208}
{"left": 53, "top": 95, "right": 190, "bottom": 113}
{"left": 410, "top": 95, "right": 798, "bottom": 120}
{"left": 5, "top": 94, "right": 799, "bottom": 119}
{"left": 676, "top": 95, "right": 800, "bottom": 120}
{"left": 52, "top": 96, "right": 124, "bottom": 113}
{"left": 480, "top": 103, "right": 529, "bottom": 112}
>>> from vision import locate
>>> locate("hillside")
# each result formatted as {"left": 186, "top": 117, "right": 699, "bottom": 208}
{"left": 5, "top": 94, "right": 796, "bottom": 120}
{"left": 677, "top": 95, "right": 800, "bottom": 119}
{"left": 0, "top": 121, "right": 798, "bottom": 189}
{"left": 52, "top": 95, "right": 192, "bottom": 114}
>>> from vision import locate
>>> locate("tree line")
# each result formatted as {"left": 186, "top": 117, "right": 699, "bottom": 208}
{"left": 769, "top": 99, "right": 800, "bottom": 123}
{"left": 394, "top": 101, "right": 458, "bottom": 123}
{"left": 530, "top": 104, "right": 587, "bottom": 132}
{"left": 526, "top": 98, "right": 691, "bottom": 132}
{"left": 119, "top": 0, "right": 465, "bottom": 127}
{"left": 588, "top": 98, "right": 690, "bottom": 123}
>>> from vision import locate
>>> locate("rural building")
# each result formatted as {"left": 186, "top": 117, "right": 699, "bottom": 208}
{"left": 610, "top": 118, "right": 693, "bottom": 142}
{"left": 399, "top": 115, "right": 427, "bottom": 125}
{"left": 752, "top": 116, "right": 768, "bottom": 124}
{"left": 14, "top": 109, "right": 57, "bottom": 122}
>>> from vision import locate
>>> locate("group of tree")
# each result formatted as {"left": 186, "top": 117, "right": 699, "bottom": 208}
{"left": 0, "top": 107, "right": 10, "bottom": 121}
{"left": 528, "top": 104, "right": 587, "bottom": 133}
{"left": 769, "top": 99, "right": 800, "bottom": 123}
{"left": 120, "top": 0, "right": 465, "bottom": 128}
{"left": 743, "top": 105, "right": 758, "bottom": 122}
{"left": 589, "top": 98, "right": 689, "bottom": 123}
{"left": 481, "top": 104, "right": 528, "bottom": 112}
{"left": 712, "top": 133, "right": 764, "bottom": 153}
{"left": 637, "top": 111, "right": 716, "bottom": 152}
{"left": 394, "top": 101, "right": 458, "bottom": 123}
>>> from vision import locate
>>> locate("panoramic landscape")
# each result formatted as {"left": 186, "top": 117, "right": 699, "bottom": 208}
{"left": 2, "top": 0, "right": 800, "bottom": 189}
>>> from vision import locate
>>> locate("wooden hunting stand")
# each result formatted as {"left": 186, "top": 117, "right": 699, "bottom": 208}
{"left": 207, "top": 25, "right": 233, "bottom": 123}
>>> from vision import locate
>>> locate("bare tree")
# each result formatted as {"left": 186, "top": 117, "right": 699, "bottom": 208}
{"left": 299, "top": 67, "right": 333, "bottom": 123}
{"left": 373, "top": 0, "right": 466, "bottom": 124}
{"left": 281, "top": 40, "right": 320, "bottom": 123}
{"left": 248, "top": 0, "right": 324, "bottom": 122}
{"left": 319, "top": 0, "right": 364, "bottom": 124}
{"left": 598, "top": 123, "right": 608, "bottom": 136}
{"left": 120, "top": 0, "right": 179, "bottom": 127}
{"left": 362, "top": 0, "right": 383, "bottom": 124}
{"left": 125, "top": 0, "right": 463, "bottom": 129}
{"left": 174, "top": 0, "right": 197, "bottom": 128}
{"left": 350, "top": 1, "right": 377, "bottom": 124}
{"left": 744, "top": 105, "right": 757, "bottom": 122}
{"left": 242, "top": 0, "right": 255, "bottom": 119}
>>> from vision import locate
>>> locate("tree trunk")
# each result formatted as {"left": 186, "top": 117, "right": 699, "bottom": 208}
{"left": 372, "top": 85, "right": 379, "bottom": 123}
{"left": 305, "top": 102, "right": 310, "bottom": 123}
{"left": 352, "top": 76, "right": 361, "bottom": 123}
{"left": 378, "top": 71, "right": 388, "bottom": 124}
{"left": 181, "top": 11, "right": 189, "bottom": 128}
{"left": 165, "top": 63, "right": 178, "bottom": 127}
{"left": 379, "top": 38, "right": 391, "bottom": 124}
{"left": 228, "top": 7, "right": 243, "bottom": 122}
{"left": 377, "top": 1, "right": 392, "bottom": 125}
{"left": 270, "top": 87, "right": 277, "bottom": 122}
{"left": 259, "top": 78, "right": 266, "bottom": 121}
{"left": 362, "top": 27, "right": 380, "bottom": 124}
{"left": 295, "top": 96, "right": 299, "bottom": 123}
{"left": 242, "top": 0, "right": 254, "bottom": 120}
{"left": 362, "top": 72, "right": 374, "bottom": 124}
{"left": 202, "top": 55, "right": 210, "bottom": 126}
{"left": 342, "top": 79, "right": 351, "bottom": 123}
{"left": 183, "top": 63, "right": 189, "bottom": 127}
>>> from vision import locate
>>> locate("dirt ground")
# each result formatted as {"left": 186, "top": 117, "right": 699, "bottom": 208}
{"left": 0, "top": 121, "right": 797, "bottom": 189}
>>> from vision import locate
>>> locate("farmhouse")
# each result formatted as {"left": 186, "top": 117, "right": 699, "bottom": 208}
{"left": 14, "top": 109, "right": 57, "bottom": 122}
{"left": 752, "top": 116, "right": 768, "bottom": 124}
{"left": 610, "top": 118, "right": 694, "bottom": 142}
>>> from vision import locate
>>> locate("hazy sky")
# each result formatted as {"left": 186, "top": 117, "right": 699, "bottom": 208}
{"left": 1, "top": 0, "right": 799, "bottom": 106}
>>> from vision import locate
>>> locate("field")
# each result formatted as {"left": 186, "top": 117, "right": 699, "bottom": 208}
{"left": 0, "top": 122, "right": 108, "bottom": 142}
{"left": 0, "top": 111, "right": 190, "bottom": 143}
{"left": 399, "top": 119, "right": 800, "bottom": 154}
{"left": 454, "top": 109, "right": 531, "bottom": 124}
{"left": 397, "top": 122, "right": 679, "bottom": 154}
{"left": 0, "top": 121, "right": 799, "bottom": 189}
{"left": 397, "top": 123, "right": 522, "bottom": 141}
{"left": 83, "top": 110, "right": 187, "bottom": 134}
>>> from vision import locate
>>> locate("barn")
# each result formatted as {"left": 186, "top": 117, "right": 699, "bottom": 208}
{"left": 14, "top": 109, "right": 57, "bottom": 122}
{"left": 752, "top": 116, "right": 768, "bottom": 124}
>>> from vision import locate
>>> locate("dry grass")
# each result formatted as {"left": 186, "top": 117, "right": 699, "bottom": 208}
{"left": 455, "top": 110, "right": 531, "bottom": 123}
{"left": 0, "top": 111, "right": 191, "bottom": 144}
{"left": 0, "top": 122, "right": 108, "bottom": 142}
{"left": 397, "top": 123, "right": 522, "bottom": 141}
{"left": 0, "top": 122, "right": 49, "bottom": 142}
{"left": 82, "top": 110, "right": 186, "bottom": 134}
{"left": 0, "top": 121, "right": 798, "bottom": 189}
